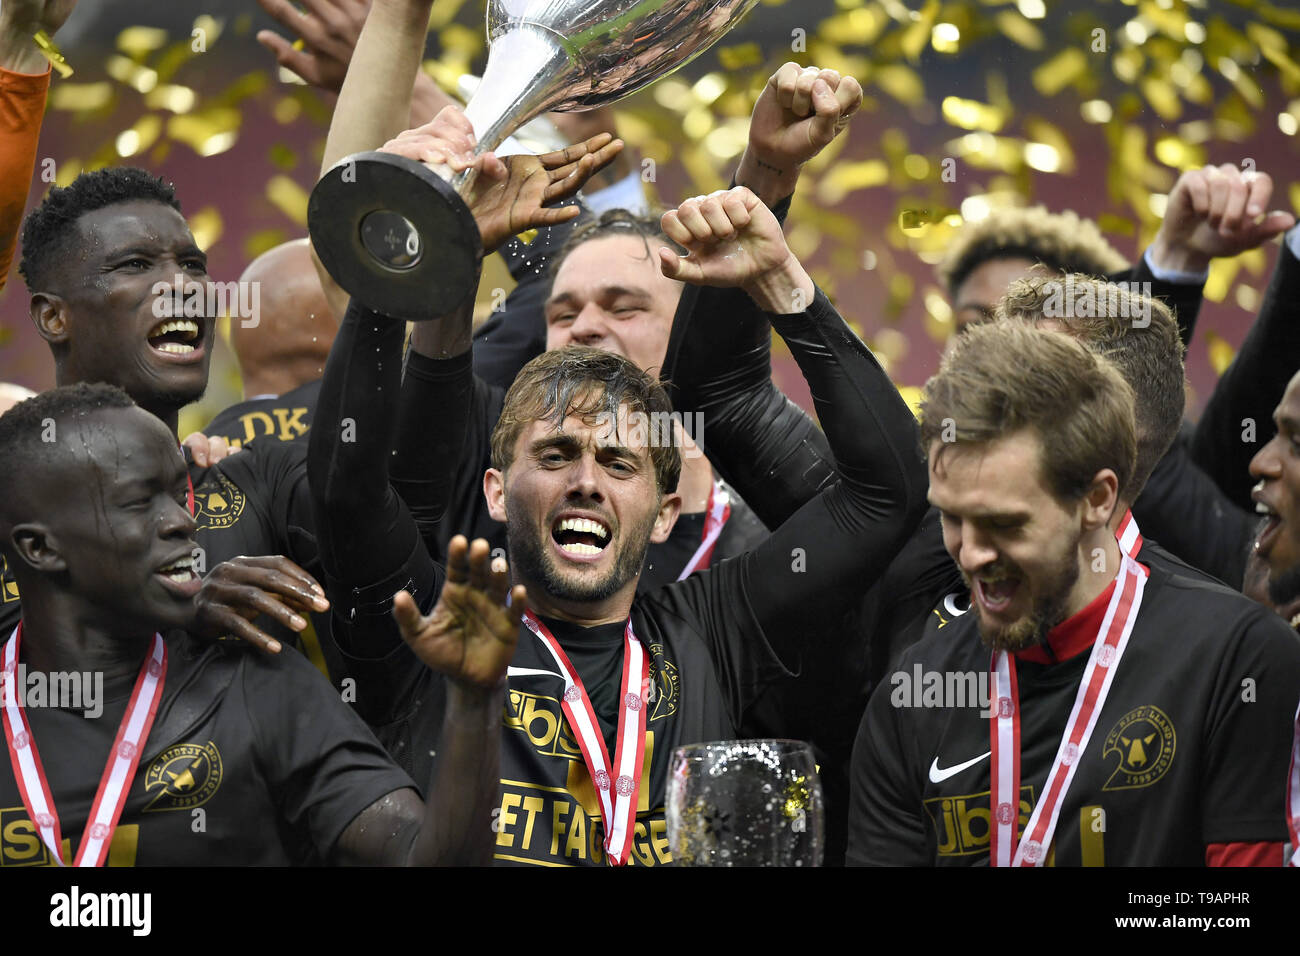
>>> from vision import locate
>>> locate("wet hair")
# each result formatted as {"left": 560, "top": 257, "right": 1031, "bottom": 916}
{"left": 999, "top": 273, "right": 1185, "bottom": 501}
{"left": 921, "top": 321, "right": 1136, "bottom": 505}
{"left": 546, "top": 208, "right": 685, "bottom": 286}
{"left": 0, "top": 383, "right": 137, "bottom": 532}
{"left": 491, "top": 345, "right": 681, "bottom": 495}
{"left": 19, "top": 167, "right": 182, "bottom": 292}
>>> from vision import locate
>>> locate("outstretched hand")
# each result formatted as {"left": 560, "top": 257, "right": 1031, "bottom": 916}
{"left": 1150, "top": 163, "right": 1295, "bottom": 274}
{"left": 193, "top": 555, "right": 330, "bottom": 653}
{"left": 255, "top": 0, "right": 370, "bottom": 94}
{"left": 379, "top": 105, "right": 624, "bottom": 252}
{"left": 393, "top": 536, "right": 526, "bottom": 689}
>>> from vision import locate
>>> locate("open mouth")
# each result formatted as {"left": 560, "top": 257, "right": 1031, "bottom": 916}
{"left": 551, "top": 515, "right": 610, "bottom": 558}
{"left": 1255, "top": 499, "right": 1283, "bottom": 557}
{"left": 975, "top": 576, "right": 1018, "bottom": 614}
{"left": 156, "top": 553, "right": 200, "bottom": 595}
{"left": 146, "top": 318, "right": 202, "bottom": 356}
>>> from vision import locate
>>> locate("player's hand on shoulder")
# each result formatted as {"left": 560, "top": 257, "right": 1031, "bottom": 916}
{"left": 192, "top": 555, "right": 330, "bottom": 654}
{"left": 182, "top": 431, "right": 240, "bottom": 468}
{"left": 392, "top": 535, "right": 526, "bottom": 689}
{"left": 658, "top": 186, "right": 792, "bottom": 288}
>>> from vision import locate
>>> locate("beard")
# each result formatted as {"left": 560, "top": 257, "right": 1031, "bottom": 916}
{"left": 964, "top": 532, "right": 1081, "bottom": 653}
{"left": 1266, "top": 561, "right": 1300, "bottom": 609}
{"left": 507, "top": 504, "right": 655, "bottom": 605}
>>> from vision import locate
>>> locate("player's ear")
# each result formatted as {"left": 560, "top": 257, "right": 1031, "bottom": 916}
{"left": 10, "top": 524, "right": 67, "bottom": 575}
{"left": 484, "top": 468, "right": 508, "bottom": 523}
{"left": 1080, "top": 468, "right": 1119, "bottom": 531}
{"left": 30, "top": 293, "right": 70, "bottom": 345}
{"left": 649, "top": 490, "right": 682, "bottom": 544}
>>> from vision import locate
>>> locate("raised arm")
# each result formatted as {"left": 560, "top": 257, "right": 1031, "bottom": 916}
{"left": 1190, "top": 229, "right": 1300, "bottom": 512}
{"left": 1, "top": 1, "right": 78, "bottom": 292}
{"left": 660, "top": 188, "right": 928, "bottom": 652}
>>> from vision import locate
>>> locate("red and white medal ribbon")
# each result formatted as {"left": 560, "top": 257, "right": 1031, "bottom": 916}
{"left": 2, "top": 624, "right": 166, "bottom": 867}
{"left": 1286, "top": 696, "right": 1300, "bottom": 867}
{"left": 521, "top": 611, "right": 648, "bottom": 866}
{"left": 989, "top": 552, "right": 1147, "bottom": 866}
{"left": 677, "top": 480, "right": 731, "bottom": 581}
{"left": 1116, "top": 509, "right": 1142, "bottom": 559}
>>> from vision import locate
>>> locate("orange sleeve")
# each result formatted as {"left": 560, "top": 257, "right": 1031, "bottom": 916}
{"left": 1204, "top": 841, "right": 1285, "bottom": 866}
{"left": 0, "top": 63, "right": 51, "bottom": 293}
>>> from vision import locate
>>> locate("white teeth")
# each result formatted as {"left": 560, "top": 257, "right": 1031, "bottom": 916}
{"left": 155, "top": 342, "right": 196, "bottom": 355}
{"left": 559, "top": 542, "right": 602, "bottom": 556}
{"left": 160, "top": 556, "right": 195, "bottom": 573}
{"left": 148, "top": 319, "right": 200, "bottom": 340}
{"left": 165, "top": 570, "right": 194, "bottom": 583}
{"left": 1256, "top": 502, "right": 1275, "bottom": 515}
{"left": 555, "top": 517, "right": 609, "bottom": 540}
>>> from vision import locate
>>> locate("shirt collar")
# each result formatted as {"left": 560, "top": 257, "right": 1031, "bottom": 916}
{"left": 1013, "top": 574, "right": 1118, "bottom": 665}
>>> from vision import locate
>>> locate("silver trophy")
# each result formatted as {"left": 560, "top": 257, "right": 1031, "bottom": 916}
{"left": 307, "top": 0, "right": 761, "bottom": 321}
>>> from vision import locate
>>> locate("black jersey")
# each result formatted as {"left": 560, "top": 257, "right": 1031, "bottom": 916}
{"left": 0, "top": 633, "right": 411, "bottom": 867}
{"left": 200, "top": 379, "right": 321, "bottom": 448}
{"left": 847, "top": 556, "right": 1300, "bottom": 866}
{"left": 340, "top": 556, "right": 790, "bottom": 867}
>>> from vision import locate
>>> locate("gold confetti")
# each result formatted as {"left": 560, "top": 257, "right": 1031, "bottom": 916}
{"left": 187, "top": 206, "right": 224, "bottom": 251}
{"left": 116, "top": 26, "right": 169, "bottom": 58}
{"left": 1032, "top": 48, "right": 1087, "bottom": 96}
{"left": 265, "top": 175, "right": 311, "bottom": 227}
{"left": 33, "top": 29, "right": 73, "bottom": 78}
{"left": 49, "top": 82, "right": 112, "bottom": 111}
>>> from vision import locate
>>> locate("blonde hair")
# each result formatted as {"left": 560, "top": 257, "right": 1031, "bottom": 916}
{"left": 938, "top": 206, "right": 1129, "bottom": 294}
{"left": 920, "top": 321, "right": 1136, "bottom": 504}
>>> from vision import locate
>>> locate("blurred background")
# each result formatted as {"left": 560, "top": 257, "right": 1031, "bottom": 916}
{"left": 1, "top": 0, "right": 1298, "bottom": 433}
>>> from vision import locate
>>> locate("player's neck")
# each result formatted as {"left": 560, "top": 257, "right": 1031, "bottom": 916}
{"left": 524, "top": 580, "right": 636, "bottom": 629}
{"left": 1106, "top": 499, "right": 1133, "bottom": 534}
{"left": 1063, "top": 531, "right": 1122, "bottom": 620}
{"left": 18, "top": 594, "right": 156, "bottom": 688}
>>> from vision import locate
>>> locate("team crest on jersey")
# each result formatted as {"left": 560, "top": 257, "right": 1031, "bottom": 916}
{"left": 191, "top": 473, "right": 246, "bottom": 530}
{"left": 0, "top": 555, "right": 18, "bottom": 605}
{"left": 1101, "top": 705, "right": 1175, "bottom": 790}
{"left": 143, "top": 740, "right": 223, "bottom": 811}
{"left": 646, "top": 645, "right": 678, "bottom": 722}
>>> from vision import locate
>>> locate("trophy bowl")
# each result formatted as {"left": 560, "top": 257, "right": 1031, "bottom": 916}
{"left": 308, "top": 0, "right": 762, "bottom": 321}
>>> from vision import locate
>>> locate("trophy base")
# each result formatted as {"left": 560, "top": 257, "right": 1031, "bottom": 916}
{"left": 307, "top": 151, "right": 483, "bottom": 322}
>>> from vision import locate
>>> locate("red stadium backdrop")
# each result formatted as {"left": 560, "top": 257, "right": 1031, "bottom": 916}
{"left": 1, "top": 0, "right": 1298, "bottom": 434}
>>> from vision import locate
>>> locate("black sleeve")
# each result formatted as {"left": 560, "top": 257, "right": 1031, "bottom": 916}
{"left": 1109, "top": 255, "right": 1205, "bottom": 349}
{"left": 260, "top": 440, "right": 320, "bottom": 574}
{"left": 1131, "top": 428, "right": 1253, "bottom": 589}
{"left": 243, "top": 643, "right": 416, "bottom": 859}
{"left": 471, "top": 206, "right": 588, "bottom": 389}
{"left": 661, "top": 282, "right": 836, "bottom": 529}
{"left": 846, "top": 669, "right": 931, "bottom": 866}
{"left": 1200, "top": 609, "right": 1300, "bottom": 844}
{"left": 1189, "top": 241, "right": 1300, "bottom": 512}
{"left": 395, "top": 358, "right": 505, "bottom": 567}
{"left": 723, "top": 289, "right": 928, "bottom": 663}
{"left": 390, "top": 349, "right": 473, "bottom": 557}
{"left": 307, "top": 300, "right": 443, "bottom": 689}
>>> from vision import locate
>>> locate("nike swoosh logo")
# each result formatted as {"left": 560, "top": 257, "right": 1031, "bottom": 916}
{"left": 929, "top": 751, "right": 991, "bottom": 783}
{"left": 506, "top": 666, "right": 564, "bottom": 681}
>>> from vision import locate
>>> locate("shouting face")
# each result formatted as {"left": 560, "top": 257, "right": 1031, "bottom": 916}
{"left": 33, "top": 405, "right": 200, "bottom": 633}
{"left": 928, "top": 429, "right": 1087, "bottom": 651}
{"left": 544, "top": 234, "right": 684, "bottom": 377}
{"left": 1249, "top": 371, "right": 1300, "bottom": 608}
{"left": 35, "top": 200, "right": 216, "bottom": 414}
{"left": 485, "top": 401, "right": 680, "bottom": 620}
